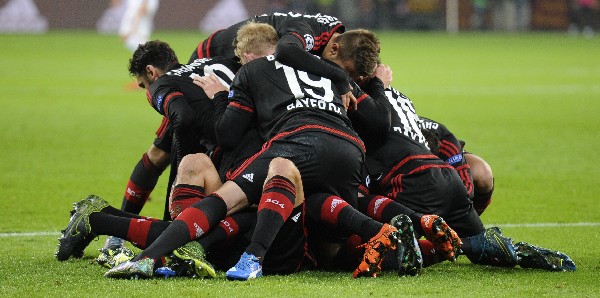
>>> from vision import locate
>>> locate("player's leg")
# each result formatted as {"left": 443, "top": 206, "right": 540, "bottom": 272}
{"left": 226, "top": 157, "right": 303, "bottom": 281}
{"left": 464, "top": 153, "right": 494, "bottom": 215}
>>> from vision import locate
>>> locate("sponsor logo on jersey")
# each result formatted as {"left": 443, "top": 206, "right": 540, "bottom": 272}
{"left": 330, "top": 198, "right": 344, "bottom": 213}
{"left": 304, "top": 34, "right": 315, "bottom": 51}
{"left": 242, "top": 173, "right": 254, "bottom": 182}
{"left": 193, "top": 223, "right": 205, "bottom": 238}
{"left": 266, "top": 198, "right": 286, "bottom": 209}
{"left": 447, "top": 153, "right": 463, "bottom": 165}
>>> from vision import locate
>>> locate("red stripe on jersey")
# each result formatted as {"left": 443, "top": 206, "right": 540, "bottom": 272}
{"left": 226, "top": 125, "right": 365, "bottom": 180}
{"left": 358, "top": 184, "right": 370, "bottom": 196}
{"left": 356, "top": 94, "right": 368, "bottom": 105}
{"left": 290, "top": 32, "right": 307, "bottom": 50}
{"left": 228, "top": 102, "right": 254, "bottom": 113}
{"left": 440, "top": 140, "right": 459, "bottom": 156}
{"left": 162, "top": 92, "right": 184, "bottom": 115}
{"left": 176, "top": 207, "right": 210, "bottom": 240}
{"left": 456, "top": 164, "right": 474, "bottom": 196}
{"left": 408, "top": 163, "right": 453, "bottom": 175}
{"left": 438, "top": 147, "right": 453, "bottom": 160}
{"left": 320, "top": 195, "right": 349, "bottom": 226}
{"left": 155, "top": 117, "right": 170, "bottom": 138}
{"left": 204, "top": 30, "right": 222, "bottom": 58}
{"left": 367, "top": 195, "right": 393, "bottom": 222}
{"left": 381, "top": 154, "right": 439, "bottom": 186}
{"left": 218, "top": 217, "right": 240, "bottom": 240}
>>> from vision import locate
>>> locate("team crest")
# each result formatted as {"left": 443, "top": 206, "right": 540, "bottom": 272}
{"left": 304, "top": 34, "right": 314, "bottom": 51}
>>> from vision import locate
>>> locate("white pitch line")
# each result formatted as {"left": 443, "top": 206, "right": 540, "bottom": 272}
{"left": 1, "top": 222, "right": 599, "bottom": 237}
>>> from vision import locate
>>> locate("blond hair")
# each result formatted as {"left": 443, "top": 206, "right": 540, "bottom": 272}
{"left": 234, "top": 21, "right": 278, "bottom": 61}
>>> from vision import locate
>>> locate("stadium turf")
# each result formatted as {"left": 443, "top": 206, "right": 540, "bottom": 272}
{"left": 0, "top": 31, "right": 598, "bottom": 297}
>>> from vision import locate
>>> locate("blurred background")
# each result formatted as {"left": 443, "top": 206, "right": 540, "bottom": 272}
{"left": 0, "top": 0, "right": 598, "bottom": 36}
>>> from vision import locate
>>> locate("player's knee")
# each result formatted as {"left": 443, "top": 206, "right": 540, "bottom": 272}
{"left": 178, "top": 153, "right": 213, "bottom": 179}
{"left": 268, "top": 157, "right": 299, "bottom": 180}
{"left": 147, "top": 145, "right": 170, "bottom": 170}
{"left": 466, "top": 154, "right": 494, "bottom": 192}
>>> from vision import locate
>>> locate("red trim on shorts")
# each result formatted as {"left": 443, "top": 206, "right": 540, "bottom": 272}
{"left": 226, "top": 125, "right": 365, "bottom": 180}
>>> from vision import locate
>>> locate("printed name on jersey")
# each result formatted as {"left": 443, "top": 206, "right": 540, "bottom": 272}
{"left": 167, "top": 58, "right": 213, "bottom": 76}
{"left": 419, "top": 120, "right": 439, "bottom": 130}
{"left": 447, "top": 153, "right": 463, "bottom": 165}
{"left": 287, "top": 97, "right": 342, "bottom": 114}
{"left": 304, "top": 34, "right": 315, "bottom": 51}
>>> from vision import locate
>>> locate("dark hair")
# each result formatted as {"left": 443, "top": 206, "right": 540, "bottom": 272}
{"left": 128, "top": 40, "right": 179, "bottom": 77}
{"left": 335, "top": 29, "right": 380, "bottom": 78}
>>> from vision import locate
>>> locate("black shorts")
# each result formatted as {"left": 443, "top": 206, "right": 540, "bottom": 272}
{"left": 227, "top": 130, "right": 364, "bottom": 206}
{"left": 382, "top": 164, "right": 484, "bottom": 237}
{"left": 153, "top": 117, "right": 172, "bottom": 153}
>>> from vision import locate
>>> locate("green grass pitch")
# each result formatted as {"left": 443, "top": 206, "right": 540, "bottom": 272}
{"left": 0, "top": 30, "right": 599, "bottom": 297}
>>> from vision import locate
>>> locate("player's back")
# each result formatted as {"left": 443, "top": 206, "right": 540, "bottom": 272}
{"left": 366, "top": 87, "right": 438, "bottom": 176}
{"left": 232, "top": 55, "right": 354, "bottom": 140}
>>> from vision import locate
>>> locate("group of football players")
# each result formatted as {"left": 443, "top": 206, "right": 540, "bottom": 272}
{"left": 55, "top": 11, "right": 576, "bottom": 281}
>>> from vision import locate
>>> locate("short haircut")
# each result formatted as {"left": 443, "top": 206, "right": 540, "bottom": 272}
{"left": 234, "top": 21, "right": 278, "bottom": 60}
{"left": 334, "top": 29, "right": 380, "bottom": 78}
{"left": 128, "top": 40, "right": 178, "bottom": 77}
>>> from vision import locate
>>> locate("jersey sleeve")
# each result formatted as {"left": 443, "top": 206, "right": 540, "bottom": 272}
{"left": 274, "top": 35, "right": 351, "bottom": 94}
{"left": 348, "top": 79, "right": 391, "bottom": 149}
{"left": 214, "top": 67, "right": 255, "bottom": 150}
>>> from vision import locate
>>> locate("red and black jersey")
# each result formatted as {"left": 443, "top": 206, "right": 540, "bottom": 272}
{"left": 190, "top": 12, "right": 345, "bottom": 62}
{"left": 366, "top": 87, "right": 450, "bottom": 188}
{"left": 213, "top": 55, "right": 363, "bottom": 153}
{"left": 418, "top": 116, "right": 474, "bottom": 198}
{"left": 146, "top": 57, "right": 240, "bottom": 161}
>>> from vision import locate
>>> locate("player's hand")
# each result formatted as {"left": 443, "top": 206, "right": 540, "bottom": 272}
{"left": 193, "top": 74, "right": 228, "bottom": 99}
{"left": 341, "top": 85, "right": 357, "bottom": 111}
{"left": 374, "top": 64, "right": 392, "bottom": 88}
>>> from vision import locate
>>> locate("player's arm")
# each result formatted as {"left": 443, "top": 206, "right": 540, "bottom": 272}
{"left": 152, "top": 86, "right": 204, "bottom": 161}
{"left": 274, "top": 31, "right": 351, "bottom": 94}
{"left": 348, "top": 79, "right": 391, "bottom": 146}
{"left": 213, "top": 69, "right": 254, "bottom": 150}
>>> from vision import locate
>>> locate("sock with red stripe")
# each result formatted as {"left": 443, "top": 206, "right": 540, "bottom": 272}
{"left": 198, "top": 209, "right": 257, "bottom": 251}
{"left": 307, "top": 193, "right": 382, "bottom": 240}
{"left": 133, "top": 194, "right": 227, "bottom": 261}
{"left": 245, "top": 175, "right": 296, "bottom": 260}
{"left": 89, "top": 213, "right": 169, "bottom": 249}
{"left": 357, "top": 195, "right": 425, "bottom": 236}
{"left": 121, "top": 153, "right": 163, "bottom": 214}
{"left": 169, "top": 184, "right": 206, "bottom": 220}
